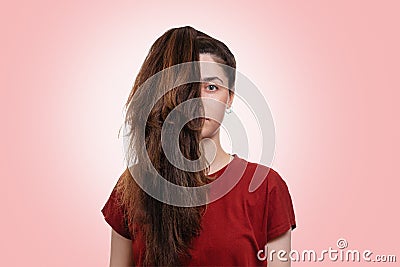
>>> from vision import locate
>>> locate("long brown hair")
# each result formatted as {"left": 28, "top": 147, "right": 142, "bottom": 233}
{"left": 115, "top": 26, "right": 236, "bottom": 266}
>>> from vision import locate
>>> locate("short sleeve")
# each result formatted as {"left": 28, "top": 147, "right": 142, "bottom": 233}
{"left": 101, "top": 186, "right": 132, "bottom": 240}
{"left": 266, "top": 169, "right": 296, "bottom": 241}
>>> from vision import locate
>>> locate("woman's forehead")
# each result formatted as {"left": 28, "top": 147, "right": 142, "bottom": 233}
{"left": 199, "top": 61, "right": 229, "bottom": 87}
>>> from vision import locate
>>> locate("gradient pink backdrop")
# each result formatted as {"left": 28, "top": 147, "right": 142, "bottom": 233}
{"left": 1, "top": 1, "right": 399, "bottom": 266}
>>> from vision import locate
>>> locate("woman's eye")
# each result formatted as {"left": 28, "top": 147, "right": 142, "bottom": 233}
{"left": 207, "top": 84, "right": 218, "bottom": 91}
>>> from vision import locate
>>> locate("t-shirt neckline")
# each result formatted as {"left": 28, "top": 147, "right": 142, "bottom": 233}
{"left": 208, "top": 153, "right": 239, "bottom": 177}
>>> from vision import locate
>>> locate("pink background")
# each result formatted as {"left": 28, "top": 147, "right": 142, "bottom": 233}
{"left": 1, "top": 1, "right": 399, "bottom": 266}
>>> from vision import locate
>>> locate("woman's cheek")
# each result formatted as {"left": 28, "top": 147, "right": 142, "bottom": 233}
{"left": 206, "top": 100, "right": 227, "bottom": 122}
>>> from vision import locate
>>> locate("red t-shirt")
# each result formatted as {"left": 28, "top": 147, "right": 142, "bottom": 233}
{"left": 101, "top": 154, "right": 296, "bottom": 266}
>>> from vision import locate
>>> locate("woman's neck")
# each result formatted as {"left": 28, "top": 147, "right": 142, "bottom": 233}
{"left": 201, "top": 130, "right": 233, "bottom": 175}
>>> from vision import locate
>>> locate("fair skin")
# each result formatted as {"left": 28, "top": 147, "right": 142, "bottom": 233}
{"left": 108, "top": 53, "right": 291, "bottom": 266}
{"left": 198, "top": 53, "right": 234, "bottom": 174}
{"left": 109, "top": 229, "right": 133, "bottom": 266}
{"left": 267, "top": 230, "right": 292, "bottom": 267}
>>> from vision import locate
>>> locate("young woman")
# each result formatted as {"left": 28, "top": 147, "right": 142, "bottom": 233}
{"left": 101, "top": 26, "right": 296, "bottom": 267}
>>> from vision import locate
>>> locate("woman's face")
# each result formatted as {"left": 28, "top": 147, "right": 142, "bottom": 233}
{"left": 199, "top": 53, "right": 233, "bottom": 139}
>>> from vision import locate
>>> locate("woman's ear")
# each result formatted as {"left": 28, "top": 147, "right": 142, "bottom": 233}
{"left": 227, "top": 92, "right": 234, "bottom": 108}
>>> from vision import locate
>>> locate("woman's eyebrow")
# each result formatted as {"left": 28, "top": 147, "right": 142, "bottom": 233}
{"left": 201, "top": 76, "right": 224, "bottom": 85}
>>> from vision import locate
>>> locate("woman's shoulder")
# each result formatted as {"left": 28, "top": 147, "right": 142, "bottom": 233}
{"left": 235, "top": 155, "right": 288, "bottom": 193}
